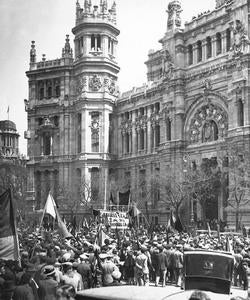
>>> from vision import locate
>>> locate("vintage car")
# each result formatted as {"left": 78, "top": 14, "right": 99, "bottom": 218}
{"left": 76, "top": 250, "right": 248, "bottom": 300}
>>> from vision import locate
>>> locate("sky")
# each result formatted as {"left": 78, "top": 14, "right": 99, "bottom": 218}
{"left": 0, "top": 0, "right": 215, "bottom": 155}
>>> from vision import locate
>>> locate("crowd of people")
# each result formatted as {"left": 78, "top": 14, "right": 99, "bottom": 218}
{"left": 0, "top": 220, "right": 250, "bottom": 300}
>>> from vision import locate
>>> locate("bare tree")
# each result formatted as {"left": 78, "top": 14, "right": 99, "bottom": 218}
{"left": 225, "top": 145, "right": 250, "bottom": 231}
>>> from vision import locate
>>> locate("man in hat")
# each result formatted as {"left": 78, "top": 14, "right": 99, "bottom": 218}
{"left": 155, "top": 245, "right": 168, "bottom": 287}
{"left": 38, "top": 265, "right": 58, "bottom": 300}
{"left": 77, "top": 254, "right": 92, "bottom": 289}
{"left": 61, "top": 262, "right": 83, "bottom": 292}
{"left": 135, "top": 246, "right": 149, "bottom": 286}
{"left": 173, "top": 244, "right": 183, "bottom": 287}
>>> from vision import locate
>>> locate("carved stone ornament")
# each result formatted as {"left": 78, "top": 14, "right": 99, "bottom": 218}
{"left": 90, "top": 119, "right": 99, "bottom": 133}
{"left": 150, "top": 112, "right": 160, "bottom": 127}
{"left": 120, "top": 119, "right": 132, "bottom": 134}
{"left": 40, "top": 116, "right": 54, "bottom": 129}
{"left": 161, "top": 49, "right": 175, "bottom": 80}
{"left": 167, "top": 1, "right": 182, "bottom": 30}
{"left": 231, "top": 20, "right": 250, "bottom": 56}
{"left": 189, "top": 103, "right": 228, "bottom": 144}
{"left": 76, "top": 76, "right": 88, "bottom": 94}
{"left": 89, "top": 75, "right": 102, "bottom": 92}
{"left": 135, "top": 115, "right": 147, "bottom": 130}
{"left": 108, "top": 80, "right": 116, "bottom": 95}
{"left": 215, "top": 0, "right": 233, "bottom": 9}
{"left": 202, "top": 79, "right": 212, "bottom": 92}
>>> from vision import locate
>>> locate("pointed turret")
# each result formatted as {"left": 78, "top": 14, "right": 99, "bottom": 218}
{"left": 62, "top": 35, "right": 73, "bottom": 58}
{"left": 111, "top": 1, "right": 117, "bottom": 24}
{"left": 167, "top": 0, "right": 182, "bottom": 31}
{"left": 30, "top": 41, "right": 36, "bottom": 64}
{"left": 84, "top": 0, "right": 89, "bottom": 12}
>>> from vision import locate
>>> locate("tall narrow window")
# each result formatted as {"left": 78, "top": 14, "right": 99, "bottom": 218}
{"left": 77, "top": 113, "right": 82, "bottom": 153}
{"left": 140, "top": 129, "right": 145, "bottom": 150}
{"left": 43, "top": 133, "right": 51, "bottom": 155}
{"left": 108, "top": 114, "right": 113, "bottom": 154}
{"left": 206, "top": 37, "right": 212, "bottom": 58}
{"left": 39, "top": 87, "right": 44, "bottom": 100}
{"left": 91, "top": 34, "right": 95, "bottom": 50}
{"left": 47, "top": 86, "right": 52, "bottom": 99}
{"left": 55, "top": 85, "right": 60, "bottom": 97}
{"left": 108, "top": 37, "right": 114, "bottom": 55}
{"left": 91, "top": 34, "right": 102, "bottom": 52}
{"left": 155, "top": 125, "right": 160, "bottom": 147}
{"left": 125, "top": 133, "right": 130, "bottom": 153}
{"left": 91, "top": 112, "right": 100, "bottom": 152}
{"left": 91, "top": 168, "right": 99, "bottom": 202}
{"left": 197, "top": 40, "right": 202, "bottom": 62}
{"left": 226, "top": 28, "right": 231, "bottom": 52}
{"left": 216, "top": 33, "right": 222, "bottom": 55}
{"left": 238, "top": 99, "right": 244, "bottom": 127}
{"left": 166, "top": 117, "right": 171, "bottom": 141}
{"left": 188, "top": 45, "right": 193, "bottom": 65}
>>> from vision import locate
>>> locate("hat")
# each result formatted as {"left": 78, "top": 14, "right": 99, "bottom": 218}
{"left": 99, "top": 253, "right": 108, "bottom": 260}
{"left": 42, "top": 265, "right": 55, "bottom": 277}
{"left": 80, "top": 254, "right": 88, "bottom": 260}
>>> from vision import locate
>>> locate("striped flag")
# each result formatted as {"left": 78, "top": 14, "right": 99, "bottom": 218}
{"left": 0, "top": 189, "right": 20, "bottom": 261}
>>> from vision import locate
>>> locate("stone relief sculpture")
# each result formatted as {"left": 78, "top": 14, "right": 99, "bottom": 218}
{"left": 167, "top": 1, "right": 182, "bottom": 30}
{"left": 89, "top": 75, "right": 102, "bottom": 91}
{"left": 76, "top": 76, "right": 88, "bottom": 95}
{"left": 161, "top": 49, "right": 174, "bottom": 80}
{"left": 189, "top": 103, "right": 228, "bottom": 144}
{"left": 231, "top": 20, "right": 250, "bottom": 56}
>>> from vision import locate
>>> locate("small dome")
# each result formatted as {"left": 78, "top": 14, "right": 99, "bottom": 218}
{"left": 0, "top": 120, "right": 17, "bottom": 131}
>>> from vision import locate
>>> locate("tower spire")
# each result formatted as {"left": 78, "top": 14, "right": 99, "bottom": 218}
{"left": 111, "top": 1, "right": 117, "bottom": 24}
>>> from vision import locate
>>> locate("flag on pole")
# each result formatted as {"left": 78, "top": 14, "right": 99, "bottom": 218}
{"left": 207, "top": 222, "right": 211, "bottom": 237}
{"left": 44, "top": 192, "right": 57, "bottom": 219}
{"left": 56, "top": 211, "right": 73, "bottom": 239}
{"left": 7, "top": 106, "right": 9, "bottom": 113}
{"left": 0, "top": 189, "right": 20, "bottom": 261}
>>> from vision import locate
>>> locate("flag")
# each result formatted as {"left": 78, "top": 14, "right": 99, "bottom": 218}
{"left": 128, "top": 203, "right": 141, "bottom": 217}
{"left": 56, "top": 211, "right": 73, "bottom": 239}
{"left": 0, "top": 189, "right": 20, "bottom": 261}
{"left": 110, "top": 192, "right": 117, "bottom": 205}
{"left": 7, "top": 106, "right": 9, "bottom": 113}
{"left": 118, "top": 190, "right": 130, "bottom": 206}
{"left": 44, "top": 192, "right": 57, "bottom": 219}
{"left": 96, "top": 228, "right": 112, "bottom": 247}
{"left": 226, "top": 236, "right": 233, "bottom": 253}
{"left": 167, "top": 211, "right": 183, "bottom": 232}
{"left": 207, "top": 222, "right": 211, "bottom": 237}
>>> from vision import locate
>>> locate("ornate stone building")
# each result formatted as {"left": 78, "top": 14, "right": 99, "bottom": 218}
{"left": 25, "top": 0, "right": 250, "bottom": 227}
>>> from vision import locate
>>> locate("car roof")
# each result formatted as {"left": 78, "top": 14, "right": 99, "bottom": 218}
{"left": 76, "top": 285, "right": 181, "bottom": 300}
{"left": 76, "top": 286, "right": 248, "bottom": 300}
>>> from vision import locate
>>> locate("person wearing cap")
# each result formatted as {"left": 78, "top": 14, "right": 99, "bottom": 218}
{"left": 61, "top": 262, "right": 83, "bottom": 292}
{"left": 77, "top": 254, "right": 92, "bottom": 289}
{"left": 173, "top": 244, "right": 183, "bottom": 287}
{"left": 100, "top": 253, "right": 120, "bottom": 287}
{"left": 12, "top": 272, "right": 35, "bottom": 300}
{"left": 155, "top": 245, "right": 168, "bottom": 287}
{"left": 135, "top": 246, "right": 149, "bottom": 286}
{"left": 54, "top": 262, "right": 63, "bottom": 284}
{"left": 38, "top": 265, "right": 58, "bottom": 300}
{"left": 240, "top": 259, "right": 249, "bottom": 290}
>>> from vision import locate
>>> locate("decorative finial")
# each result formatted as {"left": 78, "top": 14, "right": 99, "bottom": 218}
{"left": 30, "top": 41, "right": 36, "bottom": 63}
{"left": 111, "top": 1, "right": 117, "bottom": 24}
{"left": 167, "top": 1, "right": 182, "bottom": 31}
{"left": 84, "top": 0, "right": 89, "bottom": 12}
{"left": 62, "top": 34, "right": 73, "bottom": 58}
{"left": 42, "top": 54, "right": 46, "bottom": 61}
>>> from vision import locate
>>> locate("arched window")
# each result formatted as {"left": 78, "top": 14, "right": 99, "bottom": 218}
{"left": 166, "top": 117, "right": 171, "bottom": 141}
{"left": 216, "top": 33, "right": 222, "bottom": 55}
{"left": 238, "top": 99, "right": 244, "bottom": 127}
{"left": 202, "top": 121, "right": 218, "bottom": 143}
{"left": 43, "top": 133, "right": 51, "bottom": 155}
{"left": 226, "top": 28, "right": 231, "bottom": 52}
{"left": 188, "top": 45, "right": 193, "bottom": 65}
{"left": 92, "top": 132, "right": 99, "bottom": 152}
{"left": 197, "top": 40, "right": 202, "bottom": 62}
{"left": 206, "top": 37, "right": 212, "bottom": 59}
{"left": 91, "top": 168, "right": 99, "bottom": 202}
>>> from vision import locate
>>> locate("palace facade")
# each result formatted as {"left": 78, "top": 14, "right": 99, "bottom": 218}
{"left": 25, "top": 0, "right": 250, "bottom": 227}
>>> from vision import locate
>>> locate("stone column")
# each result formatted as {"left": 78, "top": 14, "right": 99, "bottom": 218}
{"left": 129, "top": 132, "right": 132, "bottom": 154}
{"left": 193, "top": 43, "right": 198, "bottom": 65}
{"left": 103, "top": 35, "right": 109, "bottom": 57}
{"left": 64, "top": 115, "right": 70, "bottom": 155}
{"left": 144, "top": 127, "right": 147, "bottom": 151}
{"left": 202, "top": 39, "right": 207, "bottom": 61}
{"left": 50, "top": 135, "right": 53, "bottom": 155}
{"left": 211, "top": 35, "right": 217, "bottom": 57}
{"left": 221, "top": 31, "right": 227, "bottom": 54}
{"left": 147, "top": 106, "right": 152, "bottom": 153}
{"left": 40, "top": 135, "right": 44, "bottom": 156}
